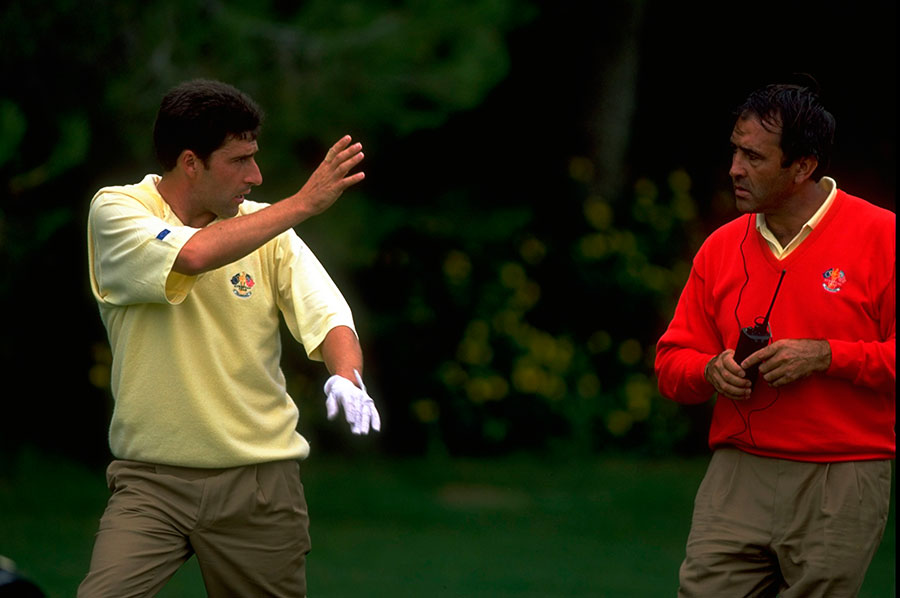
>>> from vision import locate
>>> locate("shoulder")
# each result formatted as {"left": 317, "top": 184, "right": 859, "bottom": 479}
{"left": 91, "top": 174, "right": 166, "bottom": 216}
{"left": 698, "top": 214, "right": 754, "bottom": 254}
{"left": 836, "top": 190, "right": 895, "bottom": 224}
{"left": 834, "top": 190, "right": 895, "bottom": 246}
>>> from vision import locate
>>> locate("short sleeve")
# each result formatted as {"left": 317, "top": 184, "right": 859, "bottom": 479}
{"left": 88, "top": 192, "right": 200, "bottom": 306}
{"left": 273, "top": 230, "right": 356, "bottom": 361}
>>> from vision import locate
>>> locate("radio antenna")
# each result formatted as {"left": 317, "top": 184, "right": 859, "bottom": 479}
{"left": 760, "top": 269, "right": 787, "bottom": 327}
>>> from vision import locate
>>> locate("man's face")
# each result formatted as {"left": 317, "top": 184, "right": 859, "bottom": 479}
{"left": 729, "top": 114, "right": 798, "bottom": 215}
{"left": 193, "top": 134, "right": 263, "bottom": 220}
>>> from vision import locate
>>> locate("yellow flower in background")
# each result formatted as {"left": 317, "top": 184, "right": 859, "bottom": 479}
{"left": 606, "top": 409, "right": 633, "bottom": 437}
{"left": 618, "top": 338, "right": 643, "bottom": 366}
{"left": 568, "top": 156, "right": 594, "bottom": 183}
{"left": 583, "top": 196, "right": 613, "bottom": 230}
{"left": 519, "top": 236, "right": 546, "bottom": 265}
{"left": 444, "top": 249, "right": 472, "bottom": 284}
{"left": 411, "top": 398, "right": 440, "bottom": 423}
{"left": 625, "top": 374, "right": 653, "bottom": 422}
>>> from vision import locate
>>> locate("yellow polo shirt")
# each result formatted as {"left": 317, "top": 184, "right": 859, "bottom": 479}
{"left": 88, "top": 174, "right": 356, "bottom": 467}
{"left": 757, "top": 177, "right": 838, "bottom": 259}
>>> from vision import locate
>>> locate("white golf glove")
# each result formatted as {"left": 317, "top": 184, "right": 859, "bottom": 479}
{"left": 324, "top": 369, "right": 381, "bottom": 435}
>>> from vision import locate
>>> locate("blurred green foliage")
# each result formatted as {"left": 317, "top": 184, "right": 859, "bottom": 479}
{"left": 2, "top": 0, "right": 714, "bottom": 460}
{"left": 358, "top": 159, "right": 708, "bottom": 456}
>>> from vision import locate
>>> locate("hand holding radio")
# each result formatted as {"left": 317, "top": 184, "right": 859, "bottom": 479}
{"left": 740, "top": 338, "right": 831, "bottom": 387}
{"left": 704, "top": 350, "right": 752, "bottom": 400}
{"left": 733, "top": 269, "right": 786, "bottom": 386}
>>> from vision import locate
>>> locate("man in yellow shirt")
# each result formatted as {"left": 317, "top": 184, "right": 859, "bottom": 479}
{"left": 79, "top": 79, "right": 379, "bottom": 597}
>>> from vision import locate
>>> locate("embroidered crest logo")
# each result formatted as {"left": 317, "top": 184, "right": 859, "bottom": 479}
{"left": 822, "top": 267, "right": 846, "bottom": 293}
{"left": 230, "top": 272, "right": 255, "bottom": 298}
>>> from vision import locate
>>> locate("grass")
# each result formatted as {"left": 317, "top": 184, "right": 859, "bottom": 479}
{"left": 1, "top": 449, "right": 894, "bottom": 597}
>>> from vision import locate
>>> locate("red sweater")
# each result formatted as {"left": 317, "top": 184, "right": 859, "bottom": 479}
{"left": 655, "top": 190, "right": 895, "bottom": 462}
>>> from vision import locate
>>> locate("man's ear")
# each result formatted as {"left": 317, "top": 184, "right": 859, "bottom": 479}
{"left": 178, "top": 150, "right": 203, "bottom": 178}
{"left": 793, "top": 155, "right": 819, "bottom": 184}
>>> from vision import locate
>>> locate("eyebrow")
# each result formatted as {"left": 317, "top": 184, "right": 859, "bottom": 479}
{"left": 730, "top": 138, "right": 763, "bottom": 158}
{"left": 229, "top": 146, "right": 259, "bottom": 161}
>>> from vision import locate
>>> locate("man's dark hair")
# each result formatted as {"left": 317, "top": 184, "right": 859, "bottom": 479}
{"left": 736, "top": 82, "right": 835, "bottom": 175}
{"left": 153, "top": 79, "right": 264, "bottom": 171}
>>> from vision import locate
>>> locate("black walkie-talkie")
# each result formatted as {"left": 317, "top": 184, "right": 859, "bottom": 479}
{"left": 733, "top": 269, "right": 786, "bottom": 384}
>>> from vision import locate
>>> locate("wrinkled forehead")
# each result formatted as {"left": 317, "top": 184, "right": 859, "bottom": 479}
{"left": 731, "top": 113, "right": 785, "bottom": 156}
{"left": 214, "top": 134, "right": 259, "bottom": 157}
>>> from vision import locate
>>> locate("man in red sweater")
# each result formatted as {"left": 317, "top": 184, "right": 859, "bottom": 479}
{"left": 656, "top": 83, "right": 895, "bottom": 597}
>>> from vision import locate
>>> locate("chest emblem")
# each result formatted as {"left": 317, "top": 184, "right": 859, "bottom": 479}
{"left": 822, "top": 267, "right": 846, "bottom": 293}
{"left": 230, "top": 272, "right": 255, "bottom": 298}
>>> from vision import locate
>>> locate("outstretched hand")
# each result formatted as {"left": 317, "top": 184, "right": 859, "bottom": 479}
{"left": 291, "top": 135, "right": 365, "bottom": 217}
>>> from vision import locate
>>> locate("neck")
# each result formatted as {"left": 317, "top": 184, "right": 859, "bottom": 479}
{"left": 764, "top": 180, "right": 829, "bottom": 246}
{"left": 156, "top": 173, "right": 215, "bottom": 228}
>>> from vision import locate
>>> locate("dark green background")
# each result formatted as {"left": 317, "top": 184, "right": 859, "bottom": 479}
{"left": 1, "top": 1, "right": 894, "bottom": 594}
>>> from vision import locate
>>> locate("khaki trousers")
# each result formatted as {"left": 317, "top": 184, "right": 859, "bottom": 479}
{"left": 679, "top": 448, "right": 891, "bottom": 598}
{"left": 78, "top": 459, "right": 311, "bottom": 598}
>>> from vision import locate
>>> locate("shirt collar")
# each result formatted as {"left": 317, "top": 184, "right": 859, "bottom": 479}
{"left": 756, "top": 177, "right": 837, "bottom": 254}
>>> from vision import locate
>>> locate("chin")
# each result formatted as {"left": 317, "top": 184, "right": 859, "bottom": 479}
{"left": 734, "top": 199, "right": 754, "bottom": 214}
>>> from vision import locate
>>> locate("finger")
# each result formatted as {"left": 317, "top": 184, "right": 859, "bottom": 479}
{"left": 723, "top": 358, "right": 747, "bottom": 378}
{"left": 333, "top": 147, "right": 364, "bottom": 174}
{"left": 326, "top": 396, "right": 338, "bottom": 420}
{"left": 358, "top": 410, "right": 370, "bottom": 435}
{"left": 352, "top": 407, "right": 366, "bottom": 434}
{"left": 334, "top": 171, "right": 366, "bottom": 193}
{"left": 713, "top": 366, "right": 751, "bottom": 397}
{"left": 370, "top": 405, "right": 381, "bottom": 432}
{"left": 757, "top": 357, "right": 777, "bottom": 376}
{"left": 740, "top": 344, "right": 775, "bottom": 369}
{"left": 324, "top": 135, "right": 353, "bottom": 162}
{"left": 723, "top": 380, "right": 752, "bottom": 398}
{"left": 345, "top": 399, "right": 359, "bottom": 425}
{"left": 762, "top": 365, "right": 794, "bottom": 387}
{"left": 724, "top": 373, "right": 752, "bottom": 390}
{"left": 337, "top": 154, "right": 365, "bottom": 180}
{"left": 335, "top": 141, "right": 362, "bottom": 161}
{"left": 332, "top": 137, "right": 358, "bottom": 159}
{"left": 716, "top": 360, "right": 750, "bottom": 387}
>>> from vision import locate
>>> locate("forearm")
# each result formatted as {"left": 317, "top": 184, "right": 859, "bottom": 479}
{"left": 320, "top": 325, "right": 363, "bottom": 382}
{"left": 173, "top": 135, "right": 364, "bottom": 276}
{"left": 173, "top": 198, "right": 311, "bottom": 275}
{"left": 827, "top": 336, "right": 895, "bottom": 393}
{"left": 655, "top": 344, "right": 716, "bottom": 404}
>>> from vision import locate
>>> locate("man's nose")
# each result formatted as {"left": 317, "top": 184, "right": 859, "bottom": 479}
{"left": 729, "top": 154, "right": 745, "bottom": 179}
{"left": 247, "top": 160, "right": 263, "bottom": 186}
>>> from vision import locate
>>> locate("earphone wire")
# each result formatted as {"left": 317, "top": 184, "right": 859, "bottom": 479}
{"left": 735, "top": 214, "right": 752, "bottom": 329}
{"left": 727, "top": 214, "right": 781, "bottom": 448}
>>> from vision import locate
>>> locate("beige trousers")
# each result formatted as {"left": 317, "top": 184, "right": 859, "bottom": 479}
{"left": 78, "top": 459, "right": 311, "bottom": 598}
{"left": 679, "top": 448, "right": 891, "bottom": 598}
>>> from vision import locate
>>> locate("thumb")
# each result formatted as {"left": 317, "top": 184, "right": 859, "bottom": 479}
{"left": 325, "top": 395, "right": 338, "bottom": 420}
